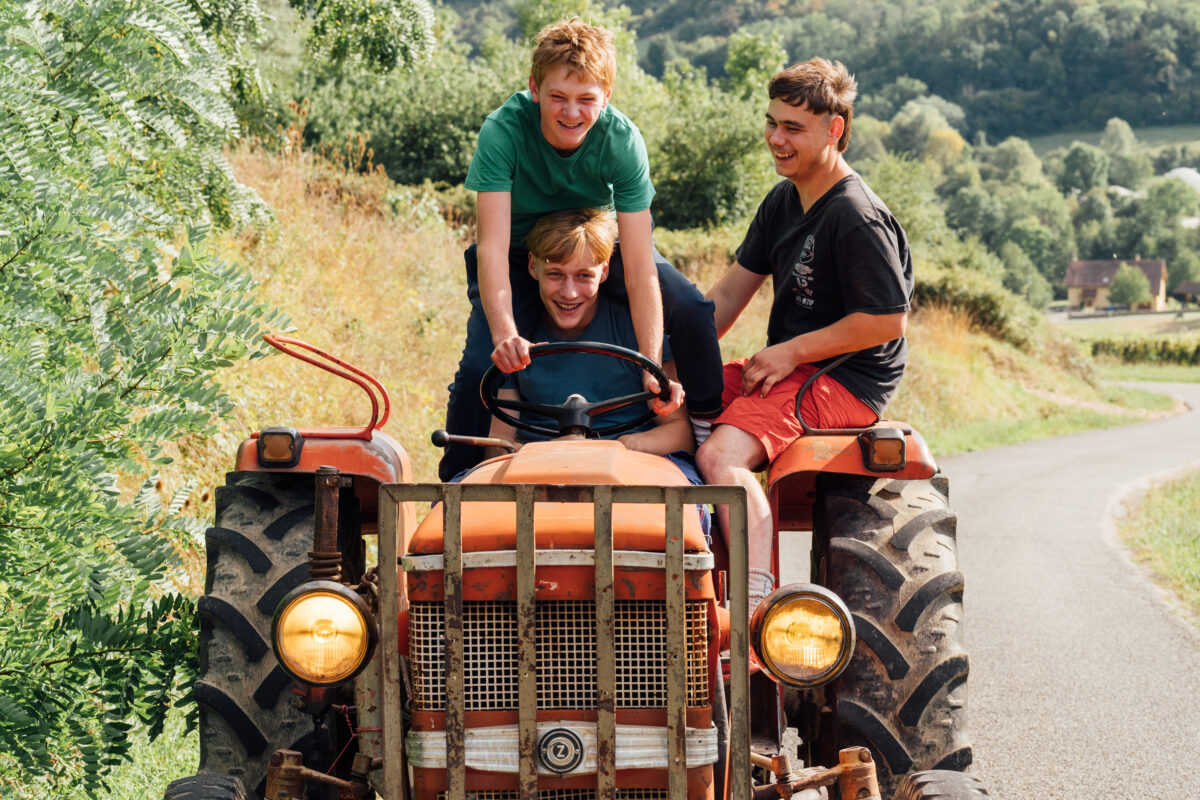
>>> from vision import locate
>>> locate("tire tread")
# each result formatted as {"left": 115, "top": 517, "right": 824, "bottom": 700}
{"left": 815, "top": 476, "right": 971, "bottom": 797}
{"left": 194, "top": 471, "right": 328, "bottom": 799}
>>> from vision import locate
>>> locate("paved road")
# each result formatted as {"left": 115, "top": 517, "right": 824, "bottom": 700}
{"left": 941, "top": 383, "right": 1200, "bottom": 798}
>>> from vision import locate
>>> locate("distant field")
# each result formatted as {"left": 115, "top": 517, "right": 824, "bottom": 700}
{"left": 1053, "top": 309, "right": 1200, "bottom": 339}
{"left": 1027, "top": 124, "right": 1200, "bottom": 156}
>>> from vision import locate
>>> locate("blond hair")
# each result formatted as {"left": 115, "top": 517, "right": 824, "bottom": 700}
{"left": 768, "top": 58, "right": 857, "bottom": 152}
{"left": 526, "top": 208, "right": 617, "bottom": 266}
{"left": 530, "top": 19, "right": 617, "bottom": 91}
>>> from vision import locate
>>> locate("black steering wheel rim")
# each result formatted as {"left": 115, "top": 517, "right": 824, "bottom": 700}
{"left": 480, "top": 341, "right": 672, "bottom": 439}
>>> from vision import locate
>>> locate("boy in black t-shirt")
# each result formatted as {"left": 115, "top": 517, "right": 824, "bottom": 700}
{"left": 695, "top": 58, "right": 914, "bottom": 612}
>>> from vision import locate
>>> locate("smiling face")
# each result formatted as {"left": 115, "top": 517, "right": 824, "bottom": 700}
{"left": 529, "top": 66, "right": 611, "bottom": 154}
{"left": 529, "top": 251, "right": 609, "bottom": 337}
{"left": 764, "top": 97, "right": 844, "bottom": 186}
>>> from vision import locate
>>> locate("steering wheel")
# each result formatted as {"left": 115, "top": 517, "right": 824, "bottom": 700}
{"left": 480, "top": 342, "right": 672, "bottom": 439}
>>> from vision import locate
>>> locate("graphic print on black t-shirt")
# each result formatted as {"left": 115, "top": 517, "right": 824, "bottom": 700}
{"left": 790, "top": 234, "right": 816, "bottom": 308}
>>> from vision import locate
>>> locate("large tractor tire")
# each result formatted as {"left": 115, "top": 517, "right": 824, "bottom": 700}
{"left": 193, "top": 472, "right": 333, "bottom": 798}
{"left": 812, "top": 475, "right": 971, "bottom": 796}
{"left": 893, "top": 770, "right": 990, "bottom": 799}
{"left": 164, "top": 775, "right": 247, "bottom": 800}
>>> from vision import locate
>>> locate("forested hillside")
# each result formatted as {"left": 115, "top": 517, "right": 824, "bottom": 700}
{"left": 297, "top": 0, "right": 1200, "bottom": 307}
{"left": 444, "top": 0, "right": 1200, "bottom": 140}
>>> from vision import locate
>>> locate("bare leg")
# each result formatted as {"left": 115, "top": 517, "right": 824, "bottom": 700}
{"left": 696, "top": 424, "right": 774, "bottom": 573}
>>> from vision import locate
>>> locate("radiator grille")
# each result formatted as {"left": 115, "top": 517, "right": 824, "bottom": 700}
{"left": 410, "top": 600, "right": 708, "bottom": 710}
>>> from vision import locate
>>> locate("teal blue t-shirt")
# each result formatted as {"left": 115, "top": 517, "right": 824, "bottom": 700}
{"left": 465, "top": 91, "right": 656, "bottom": 244}
{"left": 506, "top": 297, "right": 671, "bottom": 441}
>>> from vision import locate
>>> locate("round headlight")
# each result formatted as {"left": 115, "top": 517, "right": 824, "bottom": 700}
{"left": 272, "top": 581, "right": 377, "bottom": 686}
{"left": 750, "top": 584, "right": 855, "bottom": 688}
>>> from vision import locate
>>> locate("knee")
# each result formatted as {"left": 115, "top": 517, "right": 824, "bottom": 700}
{"left": 696, "top": 436, "right": 728, "bottom": 483}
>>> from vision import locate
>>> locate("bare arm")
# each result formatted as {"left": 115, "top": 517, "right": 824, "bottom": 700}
{"left": 484, "top": 388, "right": 521, "bottom": 460}
{"left": 706, "top": 262, "right": 768, "bottom": 338}
{"left": 476, "top": 191, "right": 530, "bottom": 372}
{"left": 614, "top": 209, "right": 663, "bottom": 364}
{"left": 614, "top": 209, "right": 685, "bottom": 416}
{"left": 740, "top": 310, "right": 908, "bottom": 397}
{"left": 618, "top": 362, "right": 694, "bottom": 455}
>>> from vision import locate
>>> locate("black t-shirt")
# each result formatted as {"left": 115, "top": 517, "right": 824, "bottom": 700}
{"left": 735, "top": 174, "right": 913, "bottom": 414}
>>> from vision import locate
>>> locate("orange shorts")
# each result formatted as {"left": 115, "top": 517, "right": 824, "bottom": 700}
{"left": 715, "top": 359, "right": 877, "bottom": 464}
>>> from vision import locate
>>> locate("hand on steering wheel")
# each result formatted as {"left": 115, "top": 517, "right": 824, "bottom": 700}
{"left": 480, "top": 342, "right": 672, "bottom": 439}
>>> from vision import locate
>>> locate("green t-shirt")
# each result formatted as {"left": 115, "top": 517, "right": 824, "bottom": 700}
{"left": 465, "top": 91, "right": 656, "bottom": 244}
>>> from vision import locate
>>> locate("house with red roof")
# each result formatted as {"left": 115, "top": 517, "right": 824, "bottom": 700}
{"left": 1065, "top": 258, "right": 1168, "bottom": 311}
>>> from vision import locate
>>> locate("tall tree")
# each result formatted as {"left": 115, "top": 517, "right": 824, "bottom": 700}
{"left": 1058, "top": 142, "right": 1110, "bottom": 194}
{"left": 1108, "top": 262, "right": 1153, "bottom": 307}
{"left": 0, "top": 0, "right": 433, "bottom": 792}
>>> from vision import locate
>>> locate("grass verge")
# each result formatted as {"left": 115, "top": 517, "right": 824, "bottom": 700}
{"left": 1094, "top": 361, "right": 1200, "bottom": 383}
{"left": 97, "top": 710, "right": 196, "bottom": 800}
{"left": 1119, "top": 469, "right": 1200, "bottom": 631}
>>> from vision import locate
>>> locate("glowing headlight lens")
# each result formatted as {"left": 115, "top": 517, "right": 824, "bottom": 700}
{"left": 273, "top": 584, "right": 375, "bottom": 686}
{"left": 751, "top": 585, "right": 854, "bottom": 687}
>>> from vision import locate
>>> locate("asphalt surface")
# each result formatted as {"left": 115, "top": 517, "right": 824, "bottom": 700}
{"left": 940, "top": 382, "right": 1200, "bottom": 798}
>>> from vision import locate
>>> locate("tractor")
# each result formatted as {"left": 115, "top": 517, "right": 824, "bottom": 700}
{"left": 162, "top": 335, "right": 988, "bottom": 800}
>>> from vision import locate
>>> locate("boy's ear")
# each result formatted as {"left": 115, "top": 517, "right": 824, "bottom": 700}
{"left": 528, "top": 74, "right": 539, "bottom": 101}
{"left": 827, "top": 114, "right": 845, "bottom": 146}
{"left": 528, "top": 252, "right": 539, "bottom": 280}
{"left": 598, "top": 259, "right": 610, "bottom": 282}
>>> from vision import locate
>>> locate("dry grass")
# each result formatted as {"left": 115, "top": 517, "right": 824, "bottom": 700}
{"left": 890, "top": 304, "right": 1172, "bottom": 454}
{"left": 176, "top": 136, "right": 472, "bottom": 528}
{"left": 171, "top": 145, "right": 1177, "bottom": 523}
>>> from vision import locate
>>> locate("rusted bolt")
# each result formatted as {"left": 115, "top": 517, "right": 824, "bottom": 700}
{"left": 858, "top": 750, "right": 872, "bottom": 762}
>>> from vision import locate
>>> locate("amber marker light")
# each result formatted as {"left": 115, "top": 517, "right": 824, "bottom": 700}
{"left": 858, "top": 427, "right": 906, "bottom": 472}
{"left": 272, "top": 581, "right": 376, "bottom": 686}
{"left": 750, "top": 584, "right": 855, "bottom": 688}
{"left": 257, "top": 426, "right": 303, "bottom": 468}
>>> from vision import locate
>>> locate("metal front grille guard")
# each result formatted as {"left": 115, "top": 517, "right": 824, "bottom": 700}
{"left": 377, "top": 483, "right": 749, "bottom": 800}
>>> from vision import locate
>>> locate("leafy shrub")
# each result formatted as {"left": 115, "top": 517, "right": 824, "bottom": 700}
{"left": 1108, "top": 262, "right": 1153, "bottom": 307}
{"left": 913, "top": 263, "right": 1042, "bottom": 350}
{"left": 0, "top": 0, "right": 283, "bottom": 792}
{"left": 298, "top": 37, "right": 522, "bottom": 185}
{"left": 1090, "top": 337, "right": 1200, "bottom": 365}
{"left": 647, "top": 62, "right": 774, "bottom": 229}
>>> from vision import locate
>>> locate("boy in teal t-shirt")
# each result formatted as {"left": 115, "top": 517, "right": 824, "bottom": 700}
{"left": 439, "top": 18, "right": 723, "bottom": 481}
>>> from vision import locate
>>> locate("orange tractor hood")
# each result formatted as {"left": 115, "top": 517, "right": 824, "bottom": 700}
{"left": 408, "top": 440, "right": 708, "bottom": 554}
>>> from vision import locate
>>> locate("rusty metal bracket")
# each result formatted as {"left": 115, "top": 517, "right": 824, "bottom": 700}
{"left": 750, "top": 747, "right": 880, "bottom": 800}
{"left": 310, "top": 466, "right": 349, "bottom": 581}
{"left": 264, "top": 749, "right": 375, "bottom": 799}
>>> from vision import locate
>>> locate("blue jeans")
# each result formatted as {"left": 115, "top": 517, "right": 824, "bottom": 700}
{"left": 439, "top": 242, "right": 723, "bottom": 480}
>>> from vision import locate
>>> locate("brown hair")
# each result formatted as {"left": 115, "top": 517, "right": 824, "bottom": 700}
{"left": 768, "top": 57, "right": 857, "bottom": 152}
{"left": 530, "top": 19, "right": 617, "bottom": 91}
{"left": 526, "top": 208, "right": 617, "bottom": 266}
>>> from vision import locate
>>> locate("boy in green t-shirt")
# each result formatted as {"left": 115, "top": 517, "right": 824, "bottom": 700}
{"left": 439, "top": 18, "right": 723, "bottom": 481}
